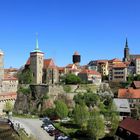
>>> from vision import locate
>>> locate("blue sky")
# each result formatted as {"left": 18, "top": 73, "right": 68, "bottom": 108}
{"left": 0, "top": 0, "right": 140, "bottom": 68}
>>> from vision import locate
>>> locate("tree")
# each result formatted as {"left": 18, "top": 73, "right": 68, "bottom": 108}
{"left": 73, "top": 93, "right": 84, "bottom": 104}
{"left": 87, "top": 110, "right": 105, "bottom": 140}
{"left": 73, "top": 92, "right": 100, "bottom": 107}
{"left": 18, "top": 67, "right": 33, "bottom": 84}
{"left": 73, "top": 102, "right": 89, "bottom": 129}
{"left": 84, "top": 93, "right": 100, "bottom": 107}
{"left": 104, "top": 102, "right": 120, "bottom": 136}
{"left": 55, "top": 100, "right": 68, "bottom": 119}
{"left": 65, "top": 74, "right": 81, "bottom": 84}
{"left": 4, "top": 101, "right": 13, "bottom": 113}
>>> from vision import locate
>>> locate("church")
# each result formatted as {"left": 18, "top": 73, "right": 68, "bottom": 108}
{"left": 123, "top": 39, "right": 140, "bottom": 75}
{"left": 25, "top": 37, "right": 59, "bottom": 85}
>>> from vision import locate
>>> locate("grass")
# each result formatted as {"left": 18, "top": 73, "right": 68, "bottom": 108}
{"left": 53, "top": 121, "right": 92, "bottom": 140}
{"left": 54, "top": 121, "right": 78, "bottom": 136}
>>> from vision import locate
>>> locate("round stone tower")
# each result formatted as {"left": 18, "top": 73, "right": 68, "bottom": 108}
{"left": 73, "top": 51, "right": 81, "bottom": 65}
{"left": 0, "top": 50, "right": 4, "bottom": 80}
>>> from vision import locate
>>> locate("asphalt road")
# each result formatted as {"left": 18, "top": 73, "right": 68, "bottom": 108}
{"left": 12, "top": 117, "right": 54, "bottom": 140}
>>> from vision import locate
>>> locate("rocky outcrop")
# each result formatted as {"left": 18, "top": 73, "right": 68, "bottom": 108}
{"left": 14, "top": 84, "right": 49, "bottom": 114}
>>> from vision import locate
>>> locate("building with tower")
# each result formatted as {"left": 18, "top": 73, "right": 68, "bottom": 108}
{"left": 123, "top": 39, "right": 130, "bottom": 62}
{"left": 0, "top": 49, "right": 18, "bottom": 115}
{"left": 30, "top": 36, "right": 44, "bottom": 84}
{"left": 123, "top": 38, "right": 140, "bottom": 75}
{"left": 26, "top": 36, "right": 59, "bottom": 85}
{"left": 65, "top": 51, "right": 81, "bottom": 75}
{"left": 73, "top": 51, "right": 81, "bottom": 65}
{"left": 123, "top": 38, "right": 140, "bottom": 62}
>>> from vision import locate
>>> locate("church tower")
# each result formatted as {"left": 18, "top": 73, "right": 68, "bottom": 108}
{"left": 123, "top": 38, "right": 130, "bottom": 62}
{"left": 0, "top": 50, "right": 4, "bottom": 80}
{"left": 30, "top": 35, "right": 44, "bottom": 84}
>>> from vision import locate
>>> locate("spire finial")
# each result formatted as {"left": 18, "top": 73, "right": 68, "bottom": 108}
{"left": 35, "top": 32, "right": 39, "bottom": 50}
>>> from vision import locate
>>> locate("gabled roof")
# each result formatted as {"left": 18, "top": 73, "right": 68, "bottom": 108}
{"left": 25, "top": 58, "right": 56, "bottom": 69}
{"left": 26, "top": 58, "right": 30, "bottom": 65}
{"left": 109, "top": 58, "right": 122, "bottom": 62}
{"left": 132, "top": 81, "right": 140, "bottom": 89}
{"left": 44, "top": 59, "right": 56, "bottom": 69}
{"left": 79, "top": 69, "right": 101, "bottom": 76}
{"left": 118, "top": 88, "right": 140, "bottom": 99}
{"left": 113, "top": 98, "right": 130, "bottom": 113}
{"left": 119, "top": 118, "right": 140, "bottom": 136}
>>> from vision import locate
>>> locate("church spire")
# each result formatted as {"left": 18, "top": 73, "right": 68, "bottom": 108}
{"left": 35, "top": 33, "right": 39, "bottom": 50}
{"left": 125, "top": 38, "right": 128, "bottom": 48}
{"left": 32, "top": 33, "right": 42, "bottom": 53}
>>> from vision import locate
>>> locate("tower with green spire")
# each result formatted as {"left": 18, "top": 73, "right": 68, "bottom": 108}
{"left": 123, "top": 38, "right": 130, "bottom": 62}
{"left": 30, "top": 34, "right": 44, "bottom": 84}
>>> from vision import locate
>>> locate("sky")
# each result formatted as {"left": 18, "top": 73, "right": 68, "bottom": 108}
{"left": 0, "top": 0, "right": 140, "bottom": 68}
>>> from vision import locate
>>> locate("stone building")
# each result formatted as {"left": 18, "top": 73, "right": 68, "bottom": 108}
{"left": 0, "top": 50, "right": 18, "bottom": 115}
{"left": 30, "top": 37, "right": 44, "bottom": 84}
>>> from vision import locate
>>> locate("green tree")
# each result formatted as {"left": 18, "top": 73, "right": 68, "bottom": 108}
{"left": 73, "top": 93, "right": 84, "bottom": 104}
{"left": 65, "top": 74, "right": 81, "bottom": 84}
{"left": 87, "top": 110, "right": 105, "bottom": 140}
{"left": 73, "top": 92, "right": 100, "bottom": 107}
{"left": 4, "top": 101, "right": 13, "bottom": 113}
{"left": 73, "top": 102, "right": 89, "bottom": 129}
{"left": 63, "top": 85, "right": 71, "bottom": 93}
{"left": 84, "top": 93, "right": 100, "bottom": 107}
{"left": 18, "top": 67, "right": 33, "bottom": 84}
{"left": 105, "top": 102, "right": 120, "bottom": 136}
{"left": 55, "top": 100, "right": 68, "bottom": 119}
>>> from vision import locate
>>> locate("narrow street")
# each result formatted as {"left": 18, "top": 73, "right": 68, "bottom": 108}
{"left": 12, "top": 117, "right": 54, "bottom": 140}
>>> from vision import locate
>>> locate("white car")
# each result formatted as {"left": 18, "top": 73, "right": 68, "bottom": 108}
{"left": 43, "top": 124, "right": 55, "bottom": 132}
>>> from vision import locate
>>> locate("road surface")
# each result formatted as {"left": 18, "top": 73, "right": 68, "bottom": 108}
{"left": 12, "top": 117, "right": 54, "bottom": 140}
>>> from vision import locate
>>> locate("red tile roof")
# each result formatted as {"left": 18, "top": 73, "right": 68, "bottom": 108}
{"left": 132, "top": 81, "right": 140, "bottom": 89}
{"left": 118, "top": 88, "right": 140, "bottom": 98}
{"left": 97, "top": 60, "right": 108, "bottom": 63}
{"left": 0, "top": 92, "right": 17, "bottom": 100}
{"left": 109, "top": 58, "right": 122, "bottom": 62}
{"left": 74, "top": 51, "right": 79, "bottom": 55}
{"left": 4, "top": 74, "right": 18, "bottom": 81}
{"left": 44, "top": 59, "right": 57, "bottom": 69}
{"left": 26, "top": 58, "right": 56, "bottom": 69}
{"left": 119, "top": 118, "right": 140, "bottom": 136}
{"left": 26, "top": 58, "right": 30, "bottom": 65}
{"left": 79, "top": 69, "right": 101, "bottom": 76}
{"left": 113, "top": 63, "right": 127, "bottom": 68}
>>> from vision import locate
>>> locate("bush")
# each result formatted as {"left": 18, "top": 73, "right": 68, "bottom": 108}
{"left": 65, "top": 74, "right": 81, "bottom": 85}
{"left": 63, "top": 85, "right": 71, "bottom": 93}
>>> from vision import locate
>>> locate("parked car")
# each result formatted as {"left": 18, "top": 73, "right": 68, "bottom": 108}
{"left": 40, "top": 116, "right": 50, "bottom": 121}
{"left": 43, "top": 124, "right": 55, "bottom": 132}
{"left": 55, "top": 135, "right": 71, "bottom": 140}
